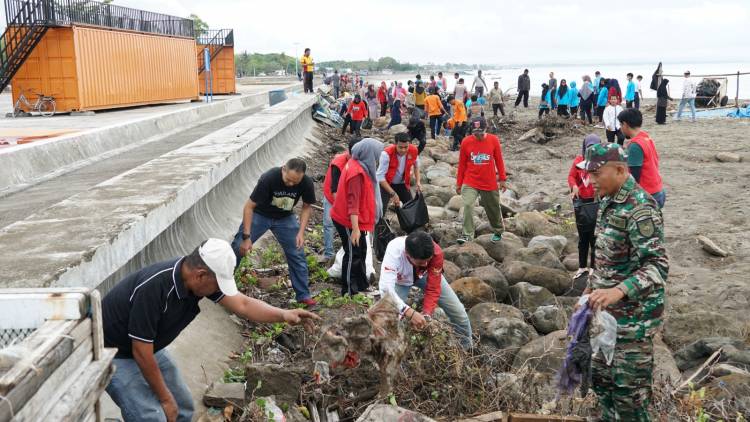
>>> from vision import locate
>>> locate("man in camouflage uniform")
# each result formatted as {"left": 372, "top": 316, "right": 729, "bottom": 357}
{"left": 582, "top": 143, "right": 669, "bottom": 421}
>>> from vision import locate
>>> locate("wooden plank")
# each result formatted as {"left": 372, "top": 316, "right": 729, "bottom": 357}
{"left": 69, "top": 318, "right": 93, "bottom": 349}
{"left": 41, "top": 348, "right": 116, "bottom": 421}
{"left": 11, "top": 337, "right": 93, "bottom": 421}
{"left": 0, "top": 291, "right": 89, "bottom": 329}
{"left": 456, "top": 411, "right": 506, "bottom": 422}
{"left": 89, "top": 290, "right": 103, "bottom": 361}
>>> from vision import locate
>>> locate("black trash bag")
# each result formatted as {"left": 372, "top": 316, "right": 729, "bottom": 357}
{"left": 361, "top": 116, "right": 373, "bottom": 130}
{"left": 374, "top": 218, "right": 396, "bottom": 261}
{"left": 574, "top": 199, "right": 599, "bottom": 231}
{"left": 396, "top": 192, "right": 429, "bottom": 233}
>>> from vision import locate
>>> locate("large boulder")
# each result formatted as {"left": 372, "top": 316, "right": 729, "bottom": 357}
{"left": 475, "top": 232, "right": 525, "bottom": 263}
{"left": 443, "top": 242, "right": 494, "bottom": 268}
{"left": 356, "top": 404, "right": 436, "bottom": 422}
{"left": 388, "top": 124, "right": 408, "bottom": 135}
{"left": 442, "top": 260, "right": 461, "bottom": 282}
{"left": 562, "top": 253, "right": 580, "bottom": 271}
{"left": 430, "top": 176, "right": 457, "bottom": 188}
{"left": 425, "top": 166, "right": 453, "bottom": 182}
{"left": 512, "top": 211, "right": 556, "bottom": 237}
{"left": 244, "top": 363, "right": 302, "bottom": 404}
{"left": 203, "top": 382, "right": 246, "bottom": 408}
{"left": 427, "top": 205, "right": 446, "bottom": 220}
{"left": 653, "top": 337, "right": 682, "bottom": 388}
{"left": 511, "top": 330, "right": 567, "bottom": 374}
{"left": 663, "top": 311, "right": 743, "bottom": 351}
{"left": 511, "top": 245, "right": 565, "bottom": 270}
{"left": 508, "top": 282, "right": 555, "bottom": 314}
{"left": 430, "top": 150, "right": 460, "bottom": 165}
{"left": 518, "top": 191, "right": 555, "bottom": 212}
{"left": 474, "top": 316, "right": 538, "bottom": 356}
{"left": 430, "top": 222, "right": 463, "bottom": 246}
{"left": 528, "top": 235, "right": 568, "bottom": 256}
{"left": 502, "top": 261, "right": 572, "bottom": 295}
{"left": 446, "top": 195, "right": 464, "bottom": 212}
{"left": 424, "top": 195, "right": 445, "bottom": 207}
{"left": 674, "top": 337, "right": 748, "bottom": 372}
{"left": 468, "top": 265, "right": 509, "bottom": 302}
{"left": 531, "top": 305, "right": 567, "bottom": 334}
{"left": 450, "top": 277, "right": 495, "bottom": 308}
{"left": 420, "top": 184, "right": 454, "bottom": 203}
{"left": 499, "top": 195, "right": 522, "bottom": 217}
{"left": 469, "top": 302, "right": 525, "bottom": 328}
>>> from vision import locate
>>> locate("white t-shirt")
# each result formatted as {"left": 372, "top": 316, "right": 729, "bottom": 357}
{"left": 473, "top": 76, "right": 488, "bottom": 90}
{"left": 378, "top": 237, "right": 415, "bottom": 311}
{"left": 603, "top": 104, "right": 624, "bottom": 131}
{"left": 682, "top": 78, "right": 697, "bottom": 99}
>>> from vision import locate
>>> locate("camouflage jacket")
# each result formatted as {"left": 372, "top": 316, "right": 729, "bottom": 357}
{"left": 588, "top": 176, "right": 669, "bottom": 341}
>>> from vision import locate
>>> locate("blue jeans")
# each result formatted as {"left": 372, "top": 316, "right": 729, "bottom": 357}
{"left": 231, "top": 213, "right": 311, "bottom": 301}
{"left": 676, "top": 98, "right": 696, "bottom": 120}
{"left": 652, "top": 190, "right": 666, "bottom": 209}
{"left": 322, "top": 197, "right": 335, "bottom": 259}
{"left": 394, "top": 274, "right": 472, "bottom": 348}
{"left": 106, "top": 350, "right": 193, "bottom": 422}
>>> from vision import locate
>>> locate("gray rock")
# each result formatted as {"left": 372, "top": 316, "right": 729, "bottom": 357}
{"left": 475, "top": 222, "right": 495, "bottom": 236}
{"left": 469, "top": 302, "right": 525, "bottom": 329}
{"left": 705, "top": 374, "right": 750, "bottom": 415}
{"left": 424, "top": 195, "right": 445, "bottom": 207}
{"left": 518, "top": 127, "right": 544, "bottom": 143}
{"left": 511, "top": 330, "right": 567, "bottom": 374}
{"left": 518, "top": 191, "right": 554, "bottom": 212}
{"left": 674, "top": 337, "right": 746, "bottom": 371}
{"left": 450, "top": 277, "right": 495, "bottom": 308}
{"left": 443, "top": 242, "right": 494, "bottom": 268}
{"left": 653, "top": 337, "right": 682, "bottom": 388}
{"left": 476, "top": 316, "right": 538, "bottom": 356}
{"left": 457, "top": 205, "right": 485, "bottom": 220}
{"left": 511, "top": 245, "right": 565, "bottom": 270}
{"left": 508, "top": 282, "right": 555, "bottom": 314}
{"left": 388, "top": 124, "right": 408, "bottom": 135}
{"left": 425, "top": 167, "right": 452, "bottom": 182}
{"left": 663, "top": 311, "right": 743, "bottom": 351}
{"left": 528, "top": 235, "right": 568, "bottom": 256}
{"left": 420, "top": 184, "right": 454, "bottom": 203}
{"left": 419, "top": 155, "right": 436, "bottom": 168}
{"left": 715, "top": 152, "right": 742, "bottom": 163}
{"left": 499, "top": 195, "right": 521, "bottom": 216}
{"left": 468, "top": 265, "right": 509, "bottom": 302}
{"left": 446, "top": 195, "right": 464, "bottom": 212}
{"left": 431, "top": 150, "right": 460, "bottom": 165}
{"left": 697, "top": 235, "right": 729, "bottom": 257}
{"left": 203, "top": 381, "right": 246, "bottom": 408}
{"left": 442, "top": 260, "right": 461, "bottom": 282}
{"left": 475, "top": 232, "right": 524, "bottom": 263}
{"left": 430, "top": 176, "right": 456, "bottom": 188}
{"left": 562, "top": 253, "right": 579, "bottom": 271}
{"left": 244, "top": 363, "right": 302, "bottom": 404}
{"left": 356, "top": 404, "right": 436, "bottom": 422}
{"left": 502, "top": 261, "right": 572, "bottom": 295}
{"left": 427, "top": 205, "right": 446, "bottom": 219}
{"left": 512, "top": 211, "right": 556, "bottom": 237}
{"left": 430, "top": 222, "right": 463, "bottom": 246}
{"left": 531, "top": 305, "right": 566, "bottom": 334}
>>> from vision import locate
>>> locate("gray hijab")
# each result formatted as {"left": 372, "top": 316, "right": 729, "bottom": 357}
{"left": 351, "top": 137, "right": 384, "bottom": 222}
{"left": 582, "top": 133, "right": 601, "bottom": 156}
{"left": 579, "top": 76, "right": 593, "bottom": 100}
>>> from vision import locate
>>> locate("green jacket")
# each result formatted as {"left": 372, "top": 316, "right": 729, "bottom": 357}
{"left": 588, "top": 176, "right": 669, "bottom": 341}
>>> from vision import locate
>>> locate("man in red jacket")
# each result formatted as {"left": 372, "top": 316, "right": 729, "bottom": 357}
{"left": 456, "top": 116, "right": 507, "bottom": 244}
{"left": 345, "top": 94, "right": 368, "bottom": 137}
{"left": 618, "top": 108, "right": 666, "bottom": 208}
{"left": 376, "top": 132, "right": 422, "bottom": 215}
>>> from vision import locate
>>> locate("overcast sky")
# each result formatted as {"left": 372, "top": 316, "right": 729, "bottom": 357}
{"left": 3, "top": 0, "right": 749, "bottom": 65}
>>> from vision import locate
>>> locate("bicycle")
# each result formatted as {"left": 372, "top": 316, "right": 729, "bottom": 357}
{"left": 12, "top": 89, "right": 56, "bottom": 117}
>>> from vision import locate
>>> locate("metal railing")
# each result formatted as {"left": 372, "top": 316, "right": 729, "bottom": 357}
{"left": 4, "top": 0, "right": 195, "bottom": 38}
{"left": 195, "top": 28, "right": 233, "bottom": 46}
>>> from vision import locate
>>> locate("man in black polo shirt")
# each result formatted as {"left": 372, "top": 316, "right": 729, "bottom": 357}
{"left": 231, "top": 157, "right": 317, "bottom": 306}
{"left": 103, "top": 238, "right": 318, "bottom": 422}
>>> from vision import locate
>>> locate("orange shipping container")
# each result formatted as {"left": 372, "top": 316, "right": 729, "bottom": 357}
{"left": 197, "top": 45, "right": 236, "bottom": 95}
{"left": 11, "top": 26, "right": 199, "bottom": 113}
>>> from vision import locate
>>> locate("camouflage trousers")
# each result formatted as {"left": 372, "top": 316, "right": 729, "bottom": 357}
{"left": 591, "top": 338, "right": 654, "bottom": 421}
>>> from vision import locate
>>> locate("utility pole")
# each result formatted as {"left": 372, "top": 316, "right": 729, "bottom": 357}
{"left": 294, "top": 42, "right": 300, "bottom": 77}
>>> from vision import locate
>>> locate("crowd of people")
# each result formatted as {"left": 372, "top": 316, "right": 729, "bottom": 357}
{"left": 99, "top": 52, "right": 671, "bottom": 422}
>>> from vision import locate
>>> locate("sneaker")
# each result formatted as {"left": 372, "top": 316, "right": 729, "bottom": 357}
{"left": 456, "top": 236, "right": 470, "bottom": 245}
{"left": 299, "top": 298, "right": 318, "bottom": 307}
{"left": 491, "top": 233, "right": 503, "bottom": 243}
{"left": 573, "top": 268, "right": 589, "bottom": 279}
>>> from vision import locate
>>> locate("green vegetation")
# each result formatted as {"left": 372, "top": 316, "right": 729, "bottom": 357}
{"left": 316, "top": 288, "right": 373, "bottom": 308}
{"left": 189, "top": 13, "right": 208, "bottom": 36}
{"left": 222, "top": 367, "right": 245, "bottom": 383}
{"left": 236, "top": 52, "right": 297, "bottom": 77}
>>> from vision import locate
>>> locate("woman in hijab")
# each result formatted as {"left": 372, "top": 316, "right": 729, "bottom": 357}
{"left": 556, "top": 79, "right": 570, "bottom": 117}
{"left": 331, "top": 138, "right": 384, "bottom": 296}
{"left": 365, "top": 84, "right": 378, "bottom": 119}
{"left": 378, "top": 82, "right": 389, "bottom": 117}
{"left": 568, "top": 134, "right": 601, "bottom": 278}
{"left": 656, "top": 78, "right": 671, "bottom": 124}
{"left": 578, "top": 76, "right": 595, "bottom": 124}
{"left": 538, "top": 83, "right": 552, "bottom": 119}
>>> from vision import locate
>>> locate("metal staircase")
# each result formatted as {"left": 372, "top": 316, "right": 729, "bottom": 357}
{"left": 0, "top": 0, "right": 49, "bottom": 92}
{"left": 196, "top": 29, "right": 233, "bottom": 74}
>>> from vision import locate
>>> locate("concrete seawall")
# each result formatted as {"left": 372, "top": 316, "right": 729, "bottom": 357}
{"left": 0, "top": 84, "right": 301, "bottom": 195}
{"left": 0, "top": 94, "right": 318, "bottom": 291}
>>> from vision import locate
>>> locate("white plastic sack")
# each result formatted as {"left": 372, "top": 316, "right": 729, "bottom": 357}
{"left": 591, "top": 309, "right": 617, "bottom": 365}
{"left": 327, "top": 233, "right": 375, "bottom": 278}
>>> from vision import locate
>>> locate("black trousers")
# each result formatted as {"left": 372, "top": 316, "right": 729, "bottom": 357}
{"left": 492, "top": 103, "right": 505, "bottom": 116}
{"left": 451, "top": 121, "right": 467, "bottom": 150}
{"left": 634, "top": 93, "right": 641, "bottom": 109}
{"left": 596, "top": 105, "right": 605, "bottom": 121}
{"left": 550, "top": 88, "right": 557, "bottom": 108}
{"left": 606, "top": 129, "right": 625, "bottom": 145}
{"left": 380, "top": 102, "right": 388, "bottom": 117}
{"left": 380, "top": 183, "right": 413, "bottom": 215}
{"left": 557, "top": 105, "right": 570, "bottom": 117}
{"left": 626, "top": 100, "right": 634, "bottom": 108}
{"left": 515, "top": 90, "right": 529, "bottom": 107}
{"left": 575, "top": 198, "right": 597, "bottom": 268}
{"left": 579, "top": 97, "right": 594, "bottom": 123}
{"left": 538, "top": 108, "right": 550, "bottom": 118}
{"left": 333, "top": 221, "right": 369, "bottom": 295}
{"left": 303, "top": 71, "right": 313, "bottom": 93}
{"left": 429, "top": 115, "right": 442, "bottom": 139}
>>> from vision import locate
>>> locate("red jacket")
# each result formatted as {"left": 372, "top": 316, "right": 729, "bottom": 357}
{"left": 377, "top": 87, "right": 388, "bottom": 103}
{"left": 456, "top": 133, "right": 507, "bottom": 191}
{"left": 323, "top": 152, "right": 350, "bottom": 204}
{"left": 384, "top": 144, "right": 418, "bottom": 188}
{"left": 331, "top": 160, "right": 376, "bottom": 232}
{"left": 415, "top": 241, "right": 444, "bottom": 315}
{"left": 568, "top": 155, "right": 596, "bottom": 199}
{"left": 630, "top": 131, "right": 663, "bottom": 195}
{"left": 347, "top": 100, "right": 368, "bottom": 121}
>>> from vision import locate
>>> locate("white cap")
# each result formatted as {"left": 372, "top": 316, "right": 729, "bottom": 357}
{"left": 199, "top": 238, "right": 238, "bottom": 297}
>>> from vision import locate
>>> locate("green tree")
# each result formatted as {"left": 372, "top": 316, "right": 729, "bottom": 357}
{"left": 190, "top": 13, "right": 208, "bottom": 36}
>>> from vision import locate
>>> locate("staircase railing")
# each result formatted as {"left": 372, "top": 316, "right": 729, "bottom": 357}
{"left": 0, "top": 0, "right": 49, "bottom": 92}
{"left": 196, "top": 29, "right": 233, "bottom": 74}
